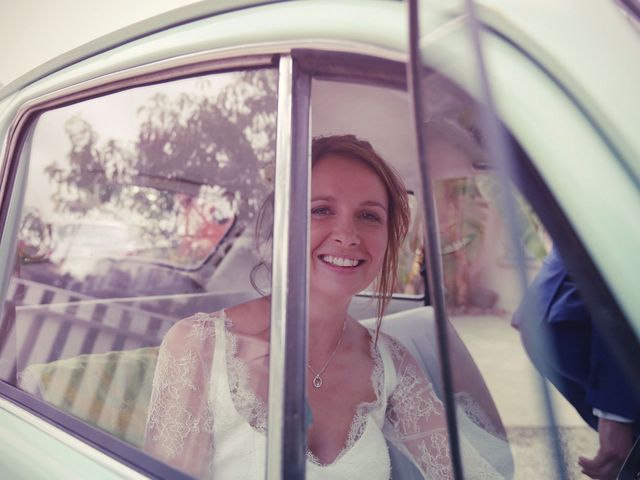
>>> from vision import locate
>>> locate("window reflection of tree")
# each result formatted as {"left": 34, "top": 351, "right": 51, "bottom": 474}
{"left": 41, "top": 70, "right": 277, "bottom": 272}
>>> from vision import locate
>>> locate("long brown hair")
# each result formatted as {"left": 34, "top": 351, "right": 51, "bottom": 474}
{"left": 312, "top": 135, "right": 410, "bottom": 340}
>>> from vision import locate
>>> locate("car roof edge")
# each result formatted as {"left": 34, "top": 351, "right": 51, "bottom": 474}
{"left": 0, "top": 0, "right": 280, "bottom": 102}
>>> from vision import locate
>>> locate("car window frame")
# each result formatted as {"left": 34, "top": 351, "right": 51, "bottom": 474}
{"left": 0, "top": 52, "right": 279, "bottom": 479}
{"left": 264, "top": 53, "right": 310, "bottom": 479}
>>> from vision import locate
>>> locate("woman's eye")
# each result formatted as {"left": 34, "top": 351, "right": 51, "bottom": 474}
{"left": 311, "top": 206, "right": 331, "bottom": 216}
{"left": 360, "top": 211, "right": 381, "bottom": 222}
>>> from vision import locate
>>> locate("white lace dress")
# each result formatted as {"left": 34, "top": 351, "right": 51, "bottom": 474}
{"left": 144, "top": 311, "right": 508, "bottom": 479}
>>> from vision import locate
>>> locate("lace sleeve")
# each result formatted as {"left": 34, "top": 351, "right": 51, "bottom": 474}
{"left": 383, "top": 337, "right": 505, "bottom": 479}
{"left": 143, "top": 313, "right": 216, "bottom": 478}
{"left": 383, "top": 336, "right": 453, "bottom": 479}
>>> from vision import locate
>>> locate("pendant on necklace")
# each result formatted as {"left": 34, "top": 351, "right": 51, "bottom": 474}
{"left": 312, "top": 375, "right": 323, "bottom": 388}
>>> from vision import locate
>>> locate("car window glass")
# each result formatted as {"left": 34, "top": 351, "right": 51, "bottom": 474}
{"left": 419, "top": 71, "right": 608, "bottom": 478}
{"left": 0, "top": 67, "right": 277, "bottom": 477}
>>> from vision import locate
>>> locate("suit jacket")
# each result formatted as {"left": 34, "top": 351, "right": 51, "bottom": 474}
{"left": 514, "top": 248, "right": 640, "bottom": 425}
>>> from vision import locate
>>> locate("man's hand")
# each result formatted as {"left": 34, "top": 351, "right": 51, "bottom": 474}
{"left": 578, "top": 418, "right": 634, "bottom": 479}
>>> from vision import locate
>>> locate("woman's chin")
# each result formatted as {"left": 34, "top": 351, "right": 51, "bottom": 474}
{"left": 309, "top": 282, "right": 364, "bottom": 304}
{"left": 307, "top": 261, "right": 379, "bottom": 305}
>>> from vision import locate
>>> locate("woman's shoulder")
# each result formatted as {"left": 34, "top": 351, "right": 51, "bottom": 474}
{"left": 162, "top": 297, "right": 270, "bottom": 350}
{"left": 161, "top": 310, "right": 227, "bottom": 351}
{"left": 224, "top": 297, "right": 271, "bottom": 337}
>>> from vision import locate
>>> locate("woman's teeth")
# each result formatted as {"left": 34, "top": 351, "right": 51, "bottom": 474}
{"left": 321, "top": 255, "right": 360, "bottom": 267}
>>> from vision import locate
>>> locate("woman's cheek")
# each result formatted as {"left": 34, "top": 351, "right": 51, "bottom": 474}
{"left": 309, "top": 221, "right": 326, "bottom": 251}
{"left": 375, "top": 232, "right": 389, "bottom": 259}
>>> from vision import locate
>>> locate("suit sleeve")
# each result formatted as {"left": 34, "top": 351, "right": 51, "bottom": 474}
{"left": 588, "top": 332, "right": 640, "bottom": 421}
{"left": 519, "top": 249, "right": 639, "bottom": 422}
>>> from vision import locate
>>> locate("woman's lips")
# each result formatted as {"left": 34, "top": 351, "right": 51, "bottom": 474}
{"left": 318, "top": 254, "right": 364, "bottom": 268}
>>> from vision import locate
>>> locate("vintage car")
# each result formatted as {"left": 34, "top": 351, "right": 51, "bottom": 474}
{"left": 0, "top": 0, "right": 639, "bottom": 478}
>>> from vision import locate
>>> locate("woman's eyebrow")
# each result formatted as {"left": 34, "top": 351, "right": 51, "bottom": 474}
{"left": 361, "top": 200, "right": 388, "bottom": 212}
{"left": 311, "top": 196, "right": 335, "bottom": 202}
{"left": 310, "top": 196, "right": 387, "bottom": 212}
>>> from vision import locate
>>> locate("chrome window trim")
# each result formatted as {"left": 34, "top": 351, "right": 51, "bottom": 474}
{"left": 267, "top": 54, "right": 295, "bottom": 480}
{"left": 267, "top": 54, "right": 311, "bottom": 480}
{"left": 0, "top": 396, "right": 148, "bottom": 479}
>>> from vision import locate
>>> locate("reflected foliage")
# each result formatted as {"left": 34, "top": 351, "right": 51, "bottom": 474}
{"left": 40, "top": 70, "right": 277, "bottom": 273}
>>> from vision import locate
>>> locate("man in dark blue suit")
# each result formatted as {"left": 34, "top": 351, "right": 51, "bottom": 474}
{"left": 514, "top": 248, "right": 639, "bottom": 479}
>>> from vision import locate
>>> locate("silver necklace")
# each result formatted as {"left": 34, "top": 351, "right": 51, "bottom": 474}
{"left": 308, "top": 317, "right": 347, "bottom": 389}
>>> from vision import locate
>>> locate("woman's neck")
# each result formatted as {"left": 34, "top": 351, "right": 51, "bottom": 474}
{"left": 307, "top": 294, "right": 352, "bottom": 361}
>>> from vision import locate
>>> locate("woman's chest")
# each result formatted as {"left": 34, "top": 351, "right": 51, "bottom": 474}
{"left": 230, "top": 331, "right": 387, "bottom": 459}
{"left": 212, "top": 326, "right": 392, "bottom": 478}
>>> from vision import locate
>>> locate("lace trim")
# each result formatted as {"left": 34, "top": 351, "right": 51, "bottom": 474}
{"left": 416, "top": 428, "right": 452, "bottom": 480}
{"left": 385, "top": 334, "right": 406, "bottom": 365}
{"left": 388, "top": 362, "right": 441, "bottom": 437}
{"left": 306, "top": 449, "right": 321, "bottom": 465}
{"left": 222, "top": 319, "right": 385, "bottom": 466}
{"left": 188, "top": 312, "right": 218, "bottom": 341}
{"left": 145, "top": 316, "right": 215, "bottom": 465}
{"left": 146, "top": 349, "right": 199, "bottom": 458}
{"left": 382, "top": 336, "right": 455, "bottom": 478}
{"left": 345, "top": 329, "right": 385, "bottom": 449}
{"left": 224, "top": 322, "right": 268, "bottom": 433}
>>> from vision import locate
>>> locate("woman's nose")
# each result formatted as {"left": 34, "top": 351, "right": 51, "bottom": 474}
{"left": 332, "top": 217, "right": 360, "bottom": 246}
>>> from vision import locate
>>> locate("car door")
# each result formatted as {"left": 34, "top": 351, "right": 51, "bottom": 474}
{"left": 408, "top": 0, "right": 640, "bottom": 478}
{"left": 2, "top": 1, "right": 638, "bottom": 479}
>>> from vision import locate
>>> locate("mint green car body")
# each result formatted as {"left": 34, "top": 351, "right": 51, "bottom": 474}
{"left": 0, "top": 0, "right": 639, "bottom": 478}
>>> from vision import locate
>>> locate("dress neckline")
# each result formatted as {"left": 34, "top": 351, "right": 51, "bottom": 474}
{"left": 216, "top": 309, "right": 386, "bottom": 468}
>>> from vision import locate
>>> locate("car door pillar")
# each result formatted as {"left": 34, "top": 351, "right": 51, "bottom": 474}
{"left": 267, "top": 54, "right": 311, "bottom": 480}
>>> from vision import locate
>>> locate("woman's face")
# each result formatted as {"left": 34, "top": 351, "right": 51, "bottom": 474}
{"left": 310, "top": 154, "right": 389, "bottom": 301}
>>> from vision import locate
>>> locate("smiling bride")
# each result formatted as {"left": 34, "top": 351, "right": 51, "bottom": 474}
{"left": 143, "top": 135, "right": 508, "bottom": 479}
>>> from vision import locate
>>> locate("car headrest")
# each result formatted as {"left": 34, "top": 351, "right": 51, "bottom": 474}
{"left": 360, "top": 306, "right": 442, "bottom": 394}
